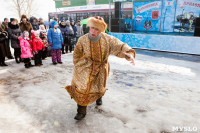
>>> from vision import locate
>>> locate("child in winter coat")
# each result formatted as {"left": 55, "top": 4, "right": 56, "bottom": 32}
{"left": 32, "top": 30, "right": 45, "bottom": 66}
{"left": 48, "top": 21, "right": 63, "bottom": 65}
{"left": 39, "top": 25, "right": 48, "bottom": 59}
{"left": 19, "top": 31, "right": 33, "bottom": 68}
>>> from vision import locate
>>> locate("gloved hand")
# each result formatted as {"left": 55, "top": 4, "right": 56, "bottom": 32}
{"left": 49, "top": 43, "right": 53, "bottom": 47}
{"left": 42, "top": 48, "right": 45, "bottom": 51}
{"left": 34, "top": 50, "right": 38, "bottom": 54}
{"left": 62, "top": 43, "right": 64, "bottom": 45}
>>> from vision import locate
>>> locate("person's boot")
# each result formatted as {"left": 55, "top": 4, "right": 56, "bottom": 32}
{"left": 1, "top": 62, "right": 8, "bottom": 66}
{"left": 74, "top": 105, "right": 86, "bottom": 120}
{"left": 24, "top": 63, "right": 29, "bottom": 68}
{"left": 15, "top": 57, "right": 20, "bottom": 63}
{"left": 20, "top": 58, "right": 24, "bottom": 62}
{"left": 0, "top": 60, "right": 3, "bottom": 66}
{"left": 96, "top": 97, "right": 102, "bottom": 105}
{"left": 28, "top": 62, "right": 34, "bottom": 67}
{"left": 7, "top": 55, "right": 14, "bottom": 59}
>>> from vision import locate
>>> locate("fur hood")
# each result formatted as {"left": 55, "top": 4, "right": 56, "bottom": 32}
{"left": 87, "top": 16, "right": 107, "bottom": 33}
{"left": 59, "top": 23, "right": 66, "bottom": 28}
{"left": 8, "top": 22, "right": 19, "bottom": 29}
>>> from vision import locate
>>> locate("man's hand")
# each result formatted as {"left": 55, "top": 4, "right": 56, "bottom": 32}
{"left": 124, "top": 52, "right": 135, "bottom": 66}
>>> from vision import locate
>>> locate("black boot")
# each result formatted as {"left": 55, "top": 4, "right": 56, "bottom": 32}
{"left": 74, "top": 113, "right": 86, "bottom": 120}
{"left": 15, "top": 57, "right": 20, "bottom": 63}
{"left": 24, "top": 63, "right": 29, "bottom": 68}
{"left": 74, "top": 105, "right": 86, "bottom": 120}
{"left": 28, "top": 62, "right": 34, "bottom": 67}
{"left": 0, "top": 60, "right": 3, "bottom": 66}
{"left": 20, "top": 58, "right": 24, "bottom": 62}
{"left": 2, "top": 62, "right": 8, "bottom": 66}
{"left": 0, "top": 57, "right": 8, "bottom": 66}
{"left": 96, "top": 97, "right": 102, "bottom": 105}
{"left": 7, "top": 55, "right": 14, "bottom": 59}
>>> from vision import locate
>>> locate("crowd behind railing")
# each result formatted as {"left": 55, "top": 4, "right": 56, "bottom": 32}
{"left": 0, "top": 14, "right": 84, "bottom": 68}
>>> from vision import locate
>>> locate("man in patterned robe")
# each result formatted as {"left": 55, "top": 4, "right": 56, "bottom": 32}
{"left": 65, "top": 16, "right": 136, "bottom": 120}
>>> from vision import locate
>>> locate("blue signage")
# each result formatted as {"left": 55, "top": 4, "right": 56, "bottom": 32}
{"left": 133, "top": 0, "right": 200, "bottom": 32}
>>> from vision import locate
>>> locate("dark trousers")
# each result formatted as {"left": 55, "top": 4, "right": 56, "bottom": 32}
{"left": 65, "top": 37, "right": 72, "bottom": 53}
{"left": 42, "top": 47, "right": 48, "bottom": 59}
{"left": 66, "top": 45, "right": 72, "bottom": 53}
{"left": 34, "top": 51, "right": 42, "bottom": 65}
{"left": 0, "top": 56, "right": 5, "bottom": 64}
{"left": 61, "top": 45, "right": 65, "bottom": 53}
{"left": 14, "top": 48, "right": 21, "bottom": 58}
{"left": 77, "top": 105, "right": 87, "bottom": 115}
{"left": 6, "top": 40, "right": 12, "bottom": 57}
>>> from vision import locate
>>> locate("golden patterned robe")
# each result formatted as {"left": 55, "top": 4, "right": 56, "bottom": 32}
{"left": 65, "top": 33, "right": 135, "bottom": 106}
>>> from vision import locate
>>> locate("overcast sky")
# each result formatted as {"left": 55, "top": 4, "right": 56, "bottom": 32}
{"left": 0, "top": 0, "right": 56, "bottom": 21}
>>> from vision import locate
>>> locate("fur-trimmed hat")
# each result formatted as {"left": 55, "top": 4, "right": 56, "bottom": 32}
{"left": 87, "top": 16, "right": 107, "bottom": 33}
{"left": 21, "top": 14, "right": 28, "bottom": 21}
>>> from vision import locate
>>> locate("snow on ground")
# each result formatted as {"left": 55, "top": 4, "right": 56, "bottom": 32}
{"left": 0, "top": 51, "right": 200, "bottom": 133}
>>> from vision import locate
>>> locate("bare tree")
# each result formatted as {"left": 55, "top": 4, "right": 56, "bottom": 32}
{"left": 11, "top": 0, "right": 38, "bottom": 19}
{"left": 24, "top": 0, "right": 38, "bottom": 18}
{"left": 11, "top": 0, "right": 25, "bottom": 18}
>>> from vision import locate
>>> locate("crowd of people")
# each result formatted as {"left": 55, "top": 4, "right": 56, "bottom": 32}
{"left": 0, "top": 14, "right": 84, "bottom": 68}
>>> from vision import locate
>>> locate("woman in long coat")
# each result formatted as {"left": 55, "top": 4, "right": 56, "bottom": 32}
{"left": 0, "top": 22, "right": 10, "bottom": 66}
{"left": 8, "top": 18, "right": 22, "bottom": 63}
{"left": 58, "top": 20, "right": 68, "bottom": 54}
{"left": 65, "top": 20, "right": 74, "bottom": 53}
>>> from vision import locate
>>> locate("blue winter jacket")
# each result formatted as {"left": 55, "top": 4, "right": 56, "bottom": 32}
{"left": 48, "top": 21, "right": 63, "bottom": 50}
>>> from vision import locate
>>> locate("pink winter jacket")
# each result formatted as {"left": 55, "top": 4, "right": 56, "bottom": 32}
{"left": 19, "top": 37, "right": 33, "bottom": 58}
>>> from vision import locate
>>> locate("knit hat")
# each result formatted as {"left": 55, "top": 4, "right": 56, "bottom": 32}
{"left": 60, "top": 19, "right": 65, "bottom": 22}
{"left": 4, "top": 18, "right": 8, "bottom": 22}
{"left": 66, "top": 20, "right": 70, "bottom": 24}
{"left": 33, "top": 30, "right": 40, "bottom": 36}
{"left": 39, "top": 25, "right": 46, "bottom": 31}
{"left": 39, "top": 25, "right": 44, "bottom": 29}
{"left": 87, "top": 16, "right": 107, "bottom": 33}
{"left": 10, "top": 18, "right": 16, "bottom": 22}
{"left": 50, "top": 20, "right": 58, "bottom": 28}
{"left": 39, "top": 18, "right": 43, "bottom": 22}
{"left": 22, "top": 31, "right": 29, "bottom": 38}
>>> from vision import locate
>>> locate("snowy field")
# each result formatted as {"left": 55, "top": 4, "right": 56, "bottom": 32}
{"left": 0, "top": 50, "right": 200, "bottom": 133}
